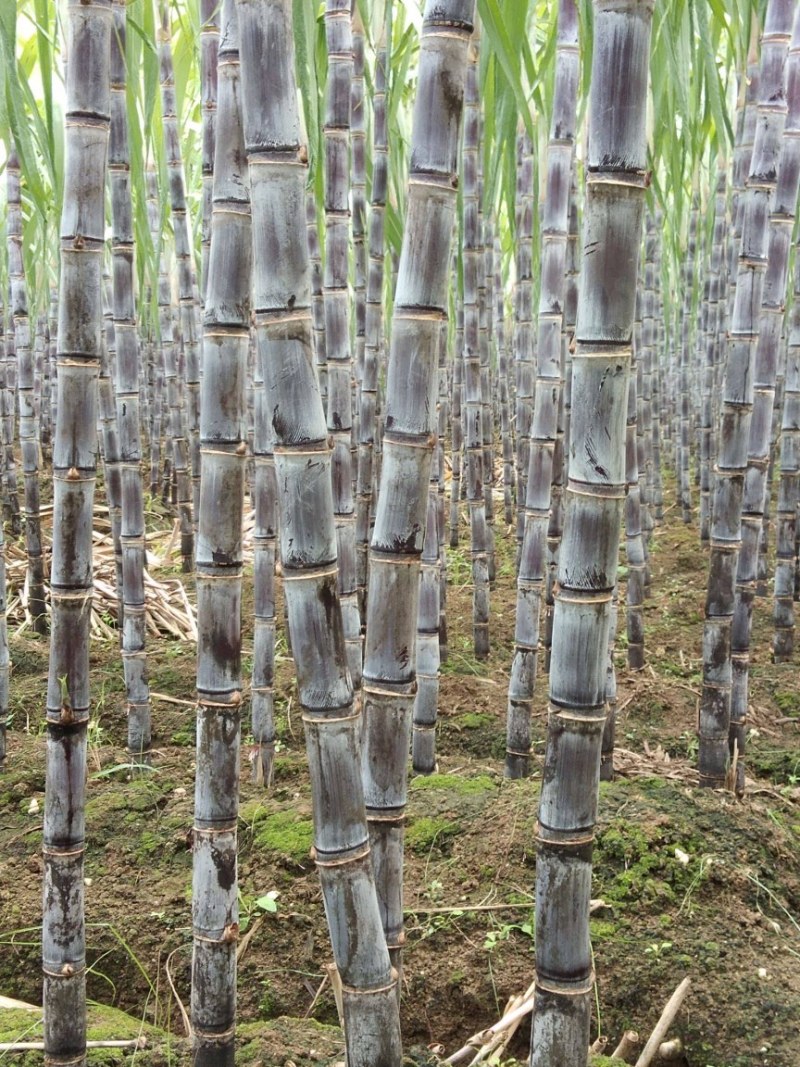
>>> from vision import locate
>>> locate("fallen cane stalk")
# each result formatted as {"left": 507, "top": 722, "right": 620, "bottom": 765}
{"left": 635, "top": 977, "right": 691, "bottom": 1067}
{"left": 612, "top": 1030, "right": 640, "bottom": 1061}
{"left": 471, "top": 986, "right": 533, "bottom": 1066}
{"left": 445, "top": 980, "right": 536, "bottom": 1065}
{"left": 413, "top": 898, "right": 607, "bottom": 917}
{"left": 0, "top": 1039, "right": 147, "bottom": 1051}
{"left": 446, "top": 900, "right": 611, "bottom": 1067}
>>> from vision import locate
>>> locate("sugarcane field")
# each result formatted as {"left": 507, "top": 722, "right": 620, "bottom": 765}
{"left": 3, "top": 0, "right": 800, "bottom": 1064}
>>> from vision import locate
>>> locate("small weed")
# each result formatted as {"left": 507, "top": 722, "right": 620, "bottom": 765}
{"left": 239, "top": 888, "right": 279, "bottom": 933}
{"left": 644, "top": 940, "right": 673, "bottom": 957}
{"left": 483, "top": 915, "right": 534, "bottom": 950}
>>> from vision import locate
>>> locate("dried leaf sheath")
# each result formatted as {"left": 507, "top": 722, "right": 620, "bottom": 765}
{"left": 43, "top": 2, "right": 112, "bottom": 1063}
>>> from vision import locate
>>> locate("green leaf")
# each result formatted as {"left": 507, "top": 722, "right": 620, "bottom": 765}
{"left": 477, "top": 0, "right": 534, "bottom": 142}
{"left": 255, "top": 891, "right": 279, "bottom": 915}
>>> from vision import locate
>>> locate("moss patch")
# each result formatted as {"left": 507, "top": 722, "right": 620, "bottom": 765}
{"left": 236, "top": 1016, "right": 342, "bottom": 1066}
{"left": 245, "top": 808, "right": 314, "bottom": 866}
{"left": 406, "top": 816, "right": 461, "bottom": 853}
{"left": 410, "top": 772, "right": 496, "bottom": 796}
{"left": 0, "top": 1003, "right": 170, "bottom": 1066}
{"left": 455, "top": 712, "right": 493, "bottom": 730}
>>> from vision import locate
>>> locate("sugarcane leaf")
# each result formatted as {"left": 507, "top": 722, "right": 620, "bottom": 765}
{"left": 293, "top": 0, "right": 321, "bottom": 182}
{"left": 477, "top": 0, "right": 534, "bottom": 140}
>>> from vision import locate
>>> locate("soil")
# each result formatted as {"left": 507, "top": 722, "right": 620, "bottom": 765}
{"left": 2, "top": 477, "right": 800, "bottom": 1067}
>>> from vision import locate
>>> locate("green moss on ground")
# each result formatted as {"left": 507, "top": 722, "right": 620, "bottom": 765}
{"left": 235, "top": 1016, "right": 342, "bottom": 1066}
{"left": 454, "top": 712, "right": 493, "bottom": 729}
{"left": 0, "top": 1004, "right": 171, "bottom": 1066}
{"left": 410, "top": 773, "right": 497, "bottom": 796}
{"left": 241, "top": 806, "right": 314, "bottom": 865}
{"left": 406, "top": 816, "right": 461, "bottom": 853}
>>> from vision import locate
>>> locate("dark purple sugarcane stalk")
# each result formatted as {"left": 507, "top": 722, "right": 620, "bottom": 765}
{"left": 729, "top": 5, "right": 800, "bottom": 794}
{"left": 505, "top": 0, "right": 579, "bottom": 778}
{"left": 699, "top": 0, "right": 793, "bottom": 789}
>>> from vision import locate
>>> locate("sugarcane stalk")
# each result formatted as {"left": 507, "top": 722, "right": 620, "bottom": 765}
{"left": 1, "top": 289, "right": 21, "bottom": 536}
{"left": 544, "top": 164, "right": 581, "bottom": 672}
{"left": 357, "top": 6, "right": 390, "bottom": 615}
{"left": 322, "top": 0, "right": 362, "bottom": 688}
{"left": 159, "top": 3, "right": 198, "bottom": 568}
{"left": 237, "top": 1, "right": 402, "bottom": 1060}
{"left": 200, "top": 0, "right": 220, "bottom": 303}
{"left": 351, "top": 8, "right": 367, "bottom": 471}
{"left": 43, "top": 2, "right": 112, "bottom": 1062}
{"left": 625, "top": 297, "right": 646, "bottom": 672}
{"left": 7, "top": 148, "right": 46, "bottom": 634}
{"left": 699, "top": 0, "right": 793, "bottom": 788}
{"left": 412, "top": 325, "right": 445, "bottom": 772}
{"left": 773, "top": 252, "right": 800, "bottom": 661}
{"left": 730, "top": 5, "right": 800, "bottom": 793}
{"left": 531, "top": 2, "right": 653, "bottom": 1060}
{"left": 250, "top": 334, "right": 277, "bottom": 789}
{"left": 109, "top": 0, "right": 151, "bottom": 761}
{"left": 514, "top": 128, "right": 535, "bottom": 560}
{"left": 699, "top": 169, "right": 728, "bottom": 543}
{"left": 449, "top": 295, "right": 465, "bottom": 547}
{"left": 99, "top": 278, "right": 124, "bottom": 628}
{"left": 190, "top": 0, "right": 250, "bottom": 1059}
{"left": 307, "top": 194, "right": 327, "bottom": 406}
{"left": 144, "top": 166, "right": 164, "bottom": 501}
{"left": 495, "top": 237, "right": 514, "bottom": 526}
{"left": 506, "top": 0, "right": 579, "bottom": 777}
{"left": 362, "top": 0, "right": 474, "bottom": 984}
{"left": 463, "top": 20, "right": 490, "bottom": 659}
